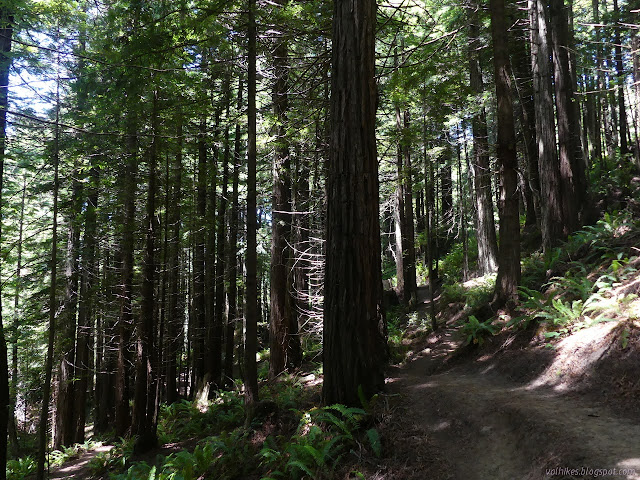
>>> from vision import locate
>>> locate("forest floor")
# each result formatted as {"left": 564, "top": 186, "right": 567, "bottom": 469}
{"left": 372, "top": 287, "right": 640, "bottom": 480}
{"left": 42, "top": 444, "right": 113, "bottom": 479}
{"left": 43, "top": 281, "right": 640, "bottom": 480}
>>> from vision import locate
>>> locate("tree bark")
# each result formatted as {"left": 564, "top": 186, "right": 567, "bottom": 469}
{"left": 633, "top": 33, "right": 640, "bottom": 167}
{"left": 530, "top": 0, "right": 564, "bottom": 250}
{"left": 54, "top": 170, "right": 81, "bottom": 449}
{"left": 165, "top": 109, "right": 183, "bottom": 404}
{"left": 468, "top": 3, "right": 498, "bottom": 274}
{"left": 509, "top": 11, "right": 541, "bottom": 226}
{"left": 612, "top": 0, "right": 628, "bottom": 154}
{"left": 491, "top": 0, "right": 521, "bottom": 304}
{"left": 192, "top": 119, "right": 207, "bottom": 393}
{"left": 213, "top": 105, "right": 230, "bottom": 387}
{"left": 225, "top": 77, "right": 243, "bottom": 389}
{"left": 0, "top": 8, "right": 13, "bottom": 477}
{"left": 245, "top": 0, "right": 260, "bottom": 408}
{"left": 37, "top": 68, "right": 61, "bottom": 480}
{"left": 9, "top": 178, "right": 25, "bottom": 456}
{"left": 323, "top": 0, "right": 387, "bottom": 406}
{"left": 73, "top": 164, "right": 98, "bottom": 443}
{"left": 115, "top": 108, "right": 138, "bottom": 438}
{"left": 269, "top": 14, "right": 298, "bottom": 378}
{"left": 550, "top": 0, "right": 584, "bottom": 233}
{"left": 403, "top": 111, "right": 417, "bottom": 304}
{"left": 132, "top": 90, "right": 159, "bottom": 453}
{"left": 206, "top": 108, "right": 220, "bottom": 390}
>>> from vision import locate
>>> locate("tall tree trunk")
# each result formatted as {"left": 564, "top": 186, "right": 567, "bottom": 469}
{"left": 71, "top": 10, "right": 92, "bottom": 443}
{"left": 166, "top": 111, "right": 183, "bottom": 405}
{"left": 37, "top": 68, "right": 61, "bottom": 480}
{"left": 403, "top": 110, "right": 417, "bottom": 304}
{"left": 633, "top": 33, "right": 640, "bottom": 168}
{"left": 269, "top": 15, "right": 297, "bottom": 378}
{"left": 491, "top": 0, "right": 521, "bottom": 304}
{"left": 213, "top": 106, "right": 230, "bottom": 387}
{"left": 9, "top": 178, "right": 25, "bottom": 456}
{"left": 550, "top": 0, "right": 586, "bottom": 233}
{"left": 292, "top": 144, "right": 308, "bottom": 367}
{"left": 456, "top": 127, "right": 470, "bottom": 281}
{"left": 205, "top": 108, "right": 219, "bottom": 391}
{"left": 132, "top": 90, "right": 159, "bottom": 453}
{"left": 95, "top": 240, "right": 115, "bottom": 433}
{"left": 54, "top": 170, "right": 81, "bottom": 449}
{"left": 225, "top": 77, "right": 243, "bottom": 389}
{"left": 0, "top": 9, "right": 13, "bottom": 476}
{"left": 612, "top": 0, "right": 628, "bottom": 154}
{"left": 422, "top": 112, "right": 438, "bottom": 330}
{"left": 440, "top": 148, "right": 454, "bottom": 246}
{"left": 115, "top": 108, "right": 138, "bottom": 438}
{"left": 192, "top": 119, "right": 207, "bottom": 394}
{"left": 393, "top": 44, "right": 407, "bottom": 301}
{"left": 530, "top": 0, "right": 564, "bottom": 250}
{"left": 73, "top": 164, "right": 98, "bottom": 443}
{"left": 468, "top": 3, "right": 499, "bottom": 274}
{"left": 245, "top": 0, "right": 260, "bottom": 408}
{"left": 509, "top": 12, "right": 541, "bottom": 225}
{"left": 323, "top": 0, "right": 387, "bottom": 406}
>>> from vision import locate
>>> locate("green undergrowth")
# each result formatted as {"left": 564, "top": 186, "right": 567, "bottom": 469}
{"left": 387, "top": 303, "right": 436, "bottom": 363}
{"left": 455, "top": 210, "right": 640, "bottom": 345}
{"left": 80, "top": 375, "right": 381, "bottom": 480}
{"left": 6, "top": 439, "right": 104, "bottom": 480}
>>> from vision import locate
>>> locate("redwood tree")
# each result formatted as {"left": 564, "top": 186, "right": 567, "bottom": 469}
{"left": 491, "top": 0, "right": 520, "bottom": 303}
{"left": 323, "top": 0, "right": 387, "bottom": 406}
{"left": 0, "top": 7, "right": 13, "bottom": 478}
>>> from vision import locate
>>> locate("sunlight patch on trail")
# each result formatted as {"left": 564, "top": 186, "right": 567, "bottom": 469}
{"left": 524, "top": 322, "right": 617, "bottom": 392}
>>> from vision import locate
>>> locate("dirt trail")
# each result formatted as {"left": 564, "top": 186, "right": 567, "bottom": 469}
{"left": 41, "top": 445, "right": 113, "bottom": 479}
{"left": 379, "top": 296, "right": 640, "bottom": 480}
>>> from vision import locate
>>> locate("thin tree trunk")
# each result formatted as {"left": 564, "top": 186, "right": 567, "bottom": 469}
{"left": 166, "top": 110, "right": 183, "bottom": 405}
{"left": 8, "top": 178, "right": 25, "bottom": 456}
{"left": 245, "top": 0, "right": 260, "bottom": 409}
{"left": 115, "top": 109, "right": 138, "bottom": 438}
{"left": 423, "top": 112, "right": 438, "bottom": 330}
{"left": 291, "top": 143, "right": 307, "bottom": 368}
{"left": 73, "top": 164, "right": 98, "bottom": 444}
{"left": 456, "top": 127, "right": 469, "bottom": 281}
{"left": 403, "top": 110, "right": 417, "bottom": 303}
{"left": 633, "top": 33, "right": 640, "bottom": 168}
{"left": 530, "top": 0, "right": 564, "bottom": 250}
{"left": 269, "top": 14, "right": 297, "bottom": 378}
{"left": 509, "top": 14, "right": 541, "bottom": 225}
{"left": 192, "top": 119, "right": 207, "bottom": 394}
{"left": 54, "top": 169, "right": 81, "bottom": 449}
{"left": 225, "top": 77, "right": 243, "bottom": 389}
{"left": 205, "top": 109, "right": 219, "bottom": 390}
{"left": 71, "top": 9, "right": 92, "bottom": 442}
{"left": 468, "top": 3, "right": 499, "bottom": 274}
{"left": 0, "top": 10, "right": 13, "bottom": 475}
{"left": 612, "top": 0, "right": 628, "bottom": 154}
{"left": 132, "top": 89, "right": 159, "bottom": 453}
{"left": 394, "top": 45, "right": 407, "bottom": 300}
{"left": 549, "top": 0, "right": 586, "bottom": 232}
{"left": 213, "top": 107, "right": 230, "bottom": 387}
{"left": 37, "top": 65, "right": 61, "bottom": 480}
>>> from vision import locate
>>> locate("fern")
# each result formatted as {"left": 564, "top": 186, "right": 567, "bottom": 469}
{"left": 366, "top": 428, "right": 382, "bottom": 458}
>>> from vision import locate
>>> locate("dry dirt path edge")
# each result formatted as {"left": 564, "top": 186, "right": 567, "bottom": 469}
{"left": 380, "top": 326, "right": 640, "bottom": 480}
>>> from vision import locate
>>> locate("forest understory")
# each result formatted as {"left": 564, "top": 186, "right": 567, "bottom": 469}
{"left": 2, "top": 0, "right": 640, "bottom": 478}
{"left": 32, "top": 212, "right": 640, "bottom": 480}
